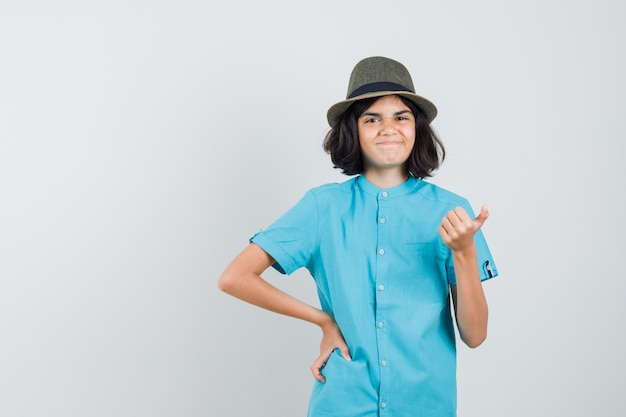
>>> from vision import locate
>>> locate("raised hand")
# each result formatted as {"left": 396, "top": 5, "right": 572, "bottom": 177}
{"left": 438, "top": 205, "right": 489, "bottom": 252}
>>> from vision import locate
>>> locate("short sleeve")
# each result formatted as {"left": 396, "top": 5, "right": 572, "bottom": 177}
{"left": 250, "top": 191, "right": 319, "bottom": 275}
{"left": 445, "top": 200, "right": 499, "bottom": 285}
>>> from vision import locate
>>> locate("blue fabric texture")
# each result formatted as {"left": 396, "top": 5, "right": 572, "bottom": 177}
{"left": 250, "top": 175, "right": 498, "bottom": 417}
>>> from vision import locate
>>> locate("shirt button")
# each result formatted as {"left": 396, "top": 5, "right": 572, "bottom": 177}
{"left": 381, "top": 360, "right": 387, "bottom": 367}
{"left": 381, "top": 402, "right": 387, "bottom": 409}
{"left": 379, "top": 217, "right": 386, "bottom": 224}
{"left": 381, "top": 191, "right": 388, "bottom": 198}
{"left": 378, "top": 249, "right": 385, "bottom": 255}
{"left": 378, "top": 284, "right": 385, "bottom": 291}
{"left": 377, "top": 322, "right": 384, "bottom": 328}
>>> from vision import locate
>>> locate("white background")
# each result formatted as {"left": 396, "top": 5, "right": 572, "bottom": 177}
{"left": 1, "top": 0, "right": 624, "bottom": 416}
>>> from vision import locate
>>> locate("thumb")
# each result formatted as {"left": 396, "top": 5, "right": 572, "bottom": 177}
{"left": 474, "top": 204, "right": 489, "bottom": 229}
{"left": 338, "top": 344, "right": 352, "bottom": 361}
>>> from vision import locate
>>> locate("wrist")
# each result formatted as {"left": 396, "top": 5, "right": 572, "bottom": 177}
{"left": 451, "top": 244, "right": 477, "bottom": 261}
{"left": 316, "top": 311, "right": 337, "bottom": 330}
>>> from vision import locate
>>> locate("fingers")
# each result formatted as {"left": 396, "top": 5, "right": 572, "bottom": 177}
{"left": 310, "top": 356, "right": 327, "bottom": 383}
{"left": 310, "top": 345, "right": 352, "bottom": 383}
{"left": 310, "top": 346, "right": 335, "bottom": 383}
{"left": 439, "top": 205, "right": 490, "bottom": 250}
{"left": 439, "top": 208, "right": 470, "bottom": 240}
{"left": 438, "top": 223, "right": 451, "bottom": 244}
{"left": 441, "top": 205, "right": 489, "bottom": 235}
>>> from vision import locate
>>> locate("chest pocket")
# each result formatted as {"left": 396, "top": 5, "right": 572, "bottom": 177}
{"left": 397, "top": 241, "right": 448, "bottom": 303}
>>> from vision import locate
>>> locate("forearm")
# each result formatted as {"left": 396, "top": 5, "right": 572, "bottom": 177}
{"left": 451, "top": 245, "right": 488, "bottom": 348}
{"left": 222, "top": 271, "right": 331, "bottom": 327}
{"left": 218, "top": 243, "right": 333, "bottom": 329}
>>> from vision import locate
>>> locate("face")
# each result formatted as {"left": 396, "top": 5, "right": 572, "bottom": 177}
{"left": 357, "top": 95, "right": 416, "bottom": 175}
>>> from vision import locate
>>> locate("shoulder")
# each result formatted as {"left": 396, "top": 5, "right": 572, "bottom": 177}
{"left": 306, "top": 177, "right": 358, "bottom": 198}
{"left": 413, "top": 180, "right": 470, "bottom": 208}
{"left": 291, "top": 178, "right": 358, "bottom": 213}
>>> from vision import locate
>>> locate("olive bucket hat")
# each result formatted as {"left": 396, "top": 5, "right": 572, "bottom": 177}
{"left": 326, "top": 56, "right": 438, "bottom": 127}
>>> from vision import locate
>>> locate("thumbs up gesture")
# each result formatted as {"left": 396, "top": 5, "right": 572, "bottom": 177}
{"left": 438, "top": 205, "right": 489, "bottom": 252}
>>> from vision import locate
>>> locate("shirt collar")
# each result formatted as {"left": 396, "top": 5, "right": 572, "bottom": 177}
{"left": 356, "top": 175, "right": 420, "bottom": 197}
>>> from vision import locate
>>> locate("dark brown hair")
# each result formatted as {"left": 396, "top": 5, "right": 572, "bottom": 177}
{"left": 323, "top": 96, "right": 445, "bottom": 178}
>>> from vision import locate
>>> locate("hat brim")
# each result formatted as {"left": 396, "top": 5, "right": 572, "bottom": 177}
{"left": 326, "top": 91, "right": 438, "bottom": 128}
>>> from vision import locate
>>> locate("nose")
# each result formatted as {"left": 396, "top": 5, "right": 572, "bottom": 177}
{"left": 380, "top": 117, "right": 397, "bottom": 133}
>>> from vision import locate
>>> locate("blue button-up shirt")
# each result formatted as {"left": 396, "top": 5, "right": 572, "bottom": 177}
{"left": 251, "top": 175, "right": 498, "bottom": 417}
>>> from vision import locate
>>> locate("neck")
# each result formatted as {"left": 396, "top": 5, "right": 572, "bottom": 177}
{"left": 363, "top": 167, "right": 409, "bottom": 189}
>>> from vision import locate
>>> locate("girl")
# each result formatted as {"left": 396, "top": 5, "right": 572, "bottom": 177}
{"left": 218, "top": 56, "right": 498, "bottom": 417}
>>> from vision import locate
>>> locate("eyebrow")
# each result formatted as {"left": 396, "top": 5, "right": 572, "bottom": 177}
{"left": 360, "top": 110, "right": 412, "bottom": 118}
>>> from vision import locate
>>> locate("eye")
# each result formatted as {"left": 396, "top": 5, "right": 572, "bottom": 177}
{"left": 363, "top": 117, "right": 379, "bottom": 124}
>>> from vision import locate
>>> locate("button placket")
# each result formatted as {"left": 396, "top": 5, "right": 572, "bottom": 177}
{"left": 375, "top": 189, "right": 392, "bottom": 412}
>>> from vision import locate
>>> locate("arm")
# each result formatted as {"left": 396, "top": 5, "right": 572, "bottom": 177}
{"left": 439, "top": 205, "right": 490, "bottom": 348}
{"left": 217, "top": 242, "right": 351, "bottom": 381}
